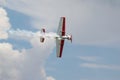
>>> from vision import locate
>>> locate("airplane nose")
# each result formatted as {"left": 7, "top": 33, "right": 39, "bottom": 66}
{"left": 68, "top": 35, "right": 72, "bottom": 43}
{"left": 70, "top": 35, "right": 72, "bottom": 43}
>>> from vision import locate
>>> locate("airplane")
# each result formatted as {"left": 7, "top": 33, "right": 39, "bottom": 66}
{"left": 40, "top": 17, "right": 72, "bottom": 58}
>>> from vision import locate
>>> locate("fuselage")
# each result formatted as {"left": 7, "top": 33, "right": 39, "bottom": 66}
{"left": 56, "top": 35, "right": 72, "bottom": 41}
{"left": 40, "top": 34, "right": 72, "bottom": 43}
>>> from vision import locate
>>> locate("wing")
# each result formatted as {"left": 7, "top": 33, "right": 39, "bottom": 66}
{"left": 56, "top": 17, "right": 66, "bottom": 58}
{"left": 57, "top": 17, "right": 66, "bottom": 36}
{"left": 56, "top": 39, "right": 64, "bottom": 58}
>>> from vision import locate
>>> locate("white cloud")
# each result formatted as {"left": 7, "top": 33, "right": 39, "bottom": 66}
{"left": 0, "top": 7, "right": 11, "bottom": 39}
{"left": 79, "top": 56, "right": 100, "bottom": 62}
{"left": 2, "top": 0, "right": 120, "bottom": 46}
{"left": 0, "top": 7, "right": 56, "bottom": 80}
{"left": 8, "top": 29, "right": 58, "bottom": 40}
{"left": 19, "top": 37, "right": 55, "bottom": 80}
{"left": 80, "top": 63, "right": 120, "bottom": 70}
{"left": 0, "top": 0, "right": 120, "bottom": 79}
{"left": 0, "top": 38, "right": 56, "bottom": 80}
{"left": 47, "top": 76, "right": 56, "bottom": 80}
{"left": 0, "top": 43, "right": 24, "bottom": 80}
{"left": 39, "top": 68, "right": 56, "bottom": 80}
{"left": 79, "top": 56, "right": 120, "bottom": 71}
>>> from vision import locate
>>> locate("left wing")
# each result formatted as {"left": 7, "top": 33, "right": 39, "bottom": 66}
{"left": 57, "top": 17, "right": 66, "bottom": 36}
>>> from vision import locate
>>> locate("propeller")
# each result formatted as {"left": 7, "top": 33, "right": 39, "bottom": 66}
{"left": 70, "top": 35, "right": 72, "bottom": 43}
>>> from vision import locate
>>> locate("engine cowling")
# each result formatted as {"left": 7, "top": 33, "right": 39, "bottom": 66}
{"left": 68, "top": 35, "right": 72, "bottom": 43}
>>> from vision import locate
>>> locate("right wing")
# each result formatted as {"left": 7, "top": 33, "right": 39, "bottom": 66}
{"left": 56, "top": 40, "right": 64, "bottom": 58}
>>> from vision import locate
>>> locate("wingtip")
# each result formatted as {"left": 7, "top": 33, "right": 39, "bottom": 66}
{"left": 57, "top": 55, "right": 62, "bottom": 58}
{"left": 61, "top": 16, "right": 66, "bottom": 19}
{"left": 57, "top": 56, "right": 62, "bottom": 58}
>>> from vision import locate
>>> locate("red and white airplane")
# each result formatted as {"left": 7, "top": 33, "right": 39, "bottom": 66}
{"left": 40, "top": 17, "right": 72, "bottom": 58}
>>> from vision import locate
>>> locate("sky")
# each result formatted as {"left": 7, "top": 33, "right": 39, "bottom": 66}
{"left": 0, "top": 0, "right": 120, "bottom": 80}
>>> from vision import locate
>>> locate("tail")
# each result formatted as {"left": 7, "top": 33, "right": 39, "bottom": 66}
{"left": 40, "top": 28, "right": 46, "bottom": 43}
{"left": 41, "top": 28, "right": 45, "bottom": 33}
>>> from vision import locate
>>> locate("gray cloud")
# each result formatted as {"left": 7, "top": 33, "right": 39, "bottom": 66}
{"left": 3, "top": 0, "right": 120, "bottom": 46}
{"left": 0, "top": 0, "right": 6, "bottom": 6}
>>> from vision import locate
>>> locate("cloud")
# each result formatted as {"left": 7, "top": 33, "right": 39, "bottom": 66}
{"left": 0, "top": 7, "right": 56, "bottom": 80}
{"left": 0, "top": 38, "right": 56, "bottom": 80}
{"left": 0, "top": 7, "right": 11, "bottom": 39}
{"left": 39, "top": 68, "right": 56, "bottom": 80}
{"left": 80, "top": 63, "right": 120, "bottom": 70}
{"left": 2, "top": 0, "right": 120, "bottom": 46}
{"left": 8, "top": 29, "right": 58, "bottom": 40}
{"left": 79, "top": 55, "right": 120, "bottom": 71}
{"left": 0, "top": 0, "right": 6, "bottom": 6}
{"left": 19, "top": 37, "right": 55, "bottom": 80}
{"left": 0, "top": 0, "right": 120, "bottom": 79}
{"left": 79, "top": 56, "right": 100, "bottom": 62}
{"left": 0, "top": 43, "right": 24, "bottom": 80}
{"left": 47, "top": 76, "right": 56, "bottom": 80}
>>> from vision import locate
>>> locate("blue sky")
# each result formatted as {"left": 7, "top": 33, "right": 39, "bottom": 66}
{"left": 46, "top": 44, "right": 120, "bottom": 80}
{"left": 0, "top": 0, "right": 120, "bottom": 80}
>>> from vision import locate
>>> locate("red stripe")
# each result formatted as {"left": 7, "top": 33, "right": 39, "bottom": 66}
{"left": 59, "top": 40, "right": 64, "bottom": 57}
{"left": 62, "top": 17, "right": 65, "bottom": 36}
